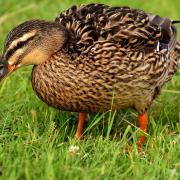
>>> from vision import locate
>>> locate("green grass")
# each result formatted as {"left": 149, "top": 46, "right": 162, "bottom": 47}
{"left": 0, "top": 0, "right": 180, "bottom": 179}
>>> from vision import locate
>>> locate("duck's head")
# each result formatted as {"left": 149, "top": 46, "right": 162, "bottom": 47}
{"left": 0, "top": 20, "right": 67, "bottom": 81}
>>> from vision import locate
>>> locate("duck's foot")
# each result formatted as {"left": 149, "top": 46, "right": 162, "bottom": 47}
{"left": 75, "top": 112, "right": 87, "bottom": 140}
{"left": 137, "top": 112, "right": 148, "bottom": 147}
{"left": 123, "top": 113, "right": 148, "bottom": 153}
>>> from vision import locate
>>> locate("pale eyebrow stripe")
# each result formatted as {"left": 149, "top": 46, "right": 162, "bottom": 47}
{"left": 5, "top": 35, "right": 35, "bottom": 61}
{"left": 7, "top": 30, "right": 37, "bottom": 52}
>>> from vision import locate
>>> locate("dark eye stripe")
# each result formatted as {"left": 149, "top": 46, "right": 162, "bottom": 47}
{"left": 5, "top": 36, "right": 35, "bottom": 60}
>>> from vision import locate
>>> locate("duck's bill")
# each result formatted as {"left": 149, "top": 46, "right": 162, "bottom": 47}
{"left": 8, "top": 64, "right": 16, "bottom": 73}
{"left": 0, "top": 63, "right": 16, "bottom": 81}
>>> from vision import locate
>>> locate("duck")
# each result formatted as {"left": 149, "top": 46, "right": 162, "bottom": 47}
{"left": 0, "top": 3, "right": 180, "bottom": 145}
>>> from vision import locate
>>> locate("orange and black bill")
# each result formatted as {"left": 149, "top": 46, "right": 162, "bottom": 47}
{"left": 0, "top": 56, "right": 16, "bottom": 81}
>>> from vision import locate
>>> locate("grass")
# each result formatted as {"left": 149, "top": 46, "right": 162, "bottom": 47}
{"left": 0, "top": 0, "right": 180, "bottom": 179}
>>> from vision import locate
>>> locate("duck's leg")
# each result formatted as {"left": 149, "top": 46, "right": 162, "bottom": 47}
{"left": 137, "top": 112, "right": 148, "bottom": 145}
{"left": 75, "top": 112, "right": 87, "bottom": 139}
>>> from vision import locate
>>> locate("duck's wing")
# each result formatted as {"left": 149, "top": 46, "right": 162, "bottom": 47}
{"left": 55, "top": 3, "right": 177, "bottom": 55}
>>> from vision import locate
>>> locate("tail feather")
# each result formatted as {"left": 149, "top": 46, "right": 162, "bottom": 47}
{"left": 148, "top": 14, "right": 178, "bottom": 52}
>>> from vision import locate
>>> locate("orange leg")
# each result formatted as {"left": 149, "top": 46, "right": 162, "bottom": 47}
{"left": 137, "top": 112, "right": 148, "bottom": 145}
{"left": 75, "top": 112, "right": 87, "bottom": 139}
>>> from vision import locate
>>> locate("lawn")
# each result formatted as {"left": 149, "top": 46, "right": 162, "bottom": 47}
{"left": 0, "top": 0, "right": 180, "bottom": 179}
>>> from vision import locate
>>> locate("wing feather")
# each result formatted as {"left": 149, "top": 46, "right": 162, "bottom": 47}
{"left": 55, "top": 3, "right": 176, "bottom": 54}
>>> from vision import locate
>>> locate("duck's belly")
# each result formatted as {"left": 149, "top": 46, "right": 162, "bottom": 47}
{"left": 31, "top": 65, "right": 154, "bottom": 113}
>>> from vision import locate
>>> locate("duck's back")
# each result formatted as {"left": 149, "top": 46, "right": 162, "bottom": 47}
{"left": 55, "top": 3, "right": 176, "bottom": 55}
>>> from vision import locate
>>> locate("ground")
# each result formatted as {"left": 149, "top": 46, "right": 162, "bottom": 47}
{"left": 0, "top": 0, "right": 180, "bottom": 179}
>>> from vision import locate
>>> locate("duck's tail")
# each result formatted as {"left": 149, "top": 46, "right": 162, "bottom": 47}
{"left": 148, "top": 14, "right": 179, "bottom": 52}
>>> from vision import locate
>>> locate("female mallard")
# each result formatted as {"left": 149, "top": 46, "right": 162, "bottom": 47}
{"left": 0, "top": 3, "right": 180, "bottom": 144}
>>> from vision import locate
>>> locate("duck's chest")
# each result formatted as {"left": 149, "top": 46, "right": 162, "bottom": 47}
{"left": 31, "top": 58, "right": 131, "bottom": 112}
{"left": 31, "top": 60, "right": 82, "bottom": 111}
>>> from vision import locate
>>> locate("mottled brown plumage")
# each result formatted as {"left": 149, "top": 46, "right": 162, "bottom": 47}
{"left": 1, "top": 3, "right": 180, "bottom": 142}
{"left": 31, "top": 4, "right": 180, "bottom": 114}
